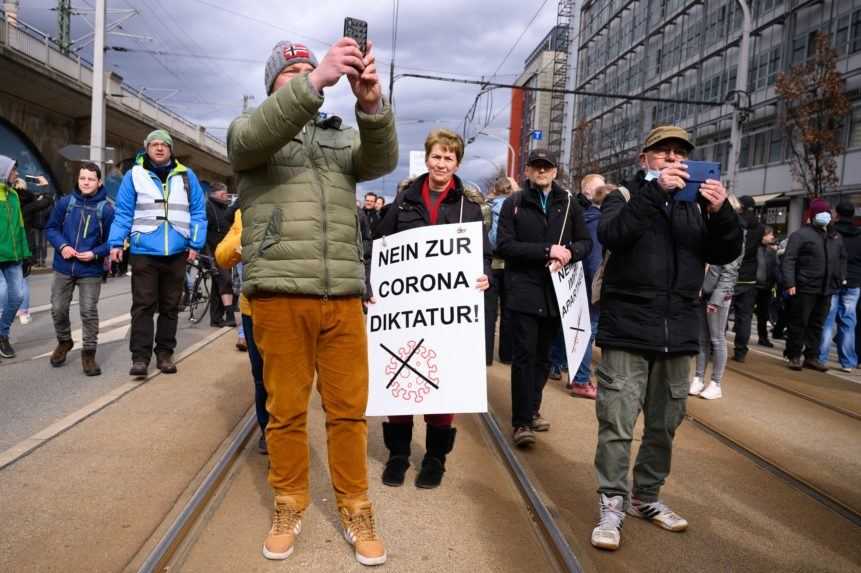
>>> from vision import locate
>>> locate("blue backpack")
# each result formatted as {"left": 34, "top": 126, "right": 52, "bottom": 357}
{"left": 64, "top": 195, "right": 113, "bottom": 241}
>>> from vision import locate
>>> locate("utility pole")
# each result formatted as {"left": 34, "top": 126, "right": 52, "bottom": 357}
{"left": 242, "top": 94, "right": 255, "bottom": 112}
{"left": 57, "top": 0, "right": 72, "bottom": 54}
{"left": 89, "top": 0, "right": 106, "bottom": 167}
{"left": 727, "top": 0, "right": 752, "bottom": 192}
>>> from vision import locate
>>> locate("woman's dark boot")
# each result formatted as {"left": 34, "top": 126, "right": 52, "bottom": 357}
{"left": 381, "top": 422, "right": 412, "bottom": 486}
{"left": 416, "top": 426, "right": 456, "bottom": 489}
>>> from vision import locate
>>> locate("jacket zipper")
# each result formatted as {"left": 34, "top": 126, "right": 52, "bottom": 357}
{"left": 72, "top": 205, "right": 85, "bottom": 276}
{"left": 307, "top": 125, "right": 330, "bottom": 299}
{"left": 664, "top": 199, "right": 673, "bottom": 353}
{"left": 163, "top": 176, "right": 170, "bottom": 256}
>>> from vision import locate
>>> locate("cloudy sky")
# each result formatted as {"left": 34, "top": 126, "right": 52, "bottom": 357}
{"left": 16, "top": 0, "right": 561, "bottom": 197}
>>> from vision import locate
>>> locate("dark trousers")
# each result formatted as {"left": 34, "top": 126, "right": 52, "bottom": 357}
{"left": 755, "top": 287, "right": 773, "bottom": 341}
{"left": 209, "top": 266, "right": 233, "bottom": 325}
{"left": 485, "top": 268, "right": 512, "bottom": 364}
{"left": 510, "top": 310, "right": 557, "bottom": 428}
{"left": 129, "top": 253, "right": 186, "bottom": 362}
{"left": 786, "top": 292, "right": 831, "bottom": 360}
{"left": 242, "top": 313, "right": 268, "bottom": 434}
{"left": 732, "top": 285, "right": 757, "bottom": 354}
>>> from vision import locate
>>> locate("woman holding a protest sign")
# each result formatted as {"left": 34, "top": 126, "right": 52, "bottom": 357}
{"left": 372, "top": 128, "right": 492, "bottom": 489}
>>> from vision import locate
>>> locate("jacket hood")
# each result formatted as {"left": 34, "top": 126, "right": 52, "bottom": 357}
{"left": 73, "top": 184, "right": 108, "bottom": 203}
{"left": 834, "top": 219, "right": 861, "bottom": 237}
{"left": 0, "top": 155, "right": 16, "bottom": 183}
{"left": 135, "top": 151, "right": 186, "bottom": 174}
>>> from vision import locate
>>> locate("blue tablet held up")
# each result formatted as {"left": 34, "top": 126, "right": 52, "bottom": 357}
{"left": 674, "top": 161, "right": 720, "bottom": 202}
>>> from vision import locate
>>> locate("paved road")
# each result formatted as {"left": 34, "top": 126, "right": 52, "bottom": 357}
{"left": 0, "top": 271, "right": 238, "bottom": 452}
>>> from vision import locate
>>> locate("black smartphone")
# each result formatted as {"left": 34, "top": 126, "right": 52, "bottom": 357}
{"left": 344, "top": 17, "right": 368, "bottom": 55}
{"left": 24, "top": 175, "right": 40, "bottom": 182}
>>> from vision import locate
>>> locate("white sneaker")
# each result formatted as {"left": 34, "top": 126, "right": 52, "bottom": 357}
{"left": 699, "top": 381, "right": 722, "bottom": 400}
{"left": 628, "top": 498, "right": 688, "bottom": 531}
{"left": 688, "top": 376, "right": 705, "bottom": 396}
{"left": 17, "top": 312, "right": 32, "bottom": 325}
{"left": 591, "top": 494, "right": 625, "bottom": 550}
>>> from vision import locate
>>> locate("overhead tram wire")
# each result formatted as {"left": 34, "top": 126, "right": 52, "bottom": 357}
{"left": 397, "top": 72, "right": 726, "bottom": 107}
{"left": 462, "top": 0, "right": 552, "bottom": 139}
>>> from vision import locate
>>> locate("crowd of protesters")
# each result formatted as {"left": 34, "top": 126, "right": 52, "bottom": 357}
{"left": 4, "top": 29, "right": 861, "bottom": 568}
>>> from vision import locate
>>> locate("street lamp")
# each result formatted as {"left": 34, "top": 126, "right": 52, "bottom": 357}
{"left": 467, "top": 130, "right": 516, "bottom": 179}
{"left": 726, "top": 0, "right": 752, "bottom": 192}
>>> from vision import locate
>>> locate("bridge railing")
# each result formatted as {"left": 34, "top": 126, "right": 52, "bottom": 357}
{"left": 0, "top": 13, "right": 227, "bottom": 160}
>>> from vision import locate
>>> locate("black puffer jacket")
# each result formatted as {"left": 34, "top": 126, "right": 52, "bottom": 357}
{"left": 496, "top": 180, "right": 592, "bottom": 318}
{"left": 736, "top": 210, "right": 765, "bottom": 286}
{"left": 375, "top": 173, "right": 491, "bottom": 279}
{"left": 781, "top": 224, "right": 846, "bottom": 295}
{"left": 205, "top": 198, "right": 232, "bottom": 253}
{"left": 833, "top": 220, "right": 861, "bottom": 288}
{"left": 596, "top": 171, "right": 743, "bottom": 354}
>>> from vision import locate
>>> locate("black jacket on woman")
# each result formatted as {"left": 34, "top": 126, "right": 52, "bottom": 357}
{"left": 596, "top": 171, "right": 743, "bottom": 355}
{"left": 781, "top": 224, "right": 846, "bottom": 295}
{"left": 374, "top": 173, "right": 492, "bottom": 279}
{"left": 496, "top": 180, "right": 592, "bottom": 318}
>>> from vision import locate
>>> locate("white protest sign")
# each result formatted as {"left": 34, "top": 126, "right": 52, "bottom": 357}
{"left": 409, "top": 150, "right": 428, "bottom": 178}
{"left": 366, "top": 221, "right": 487, "bottom": 416}
{"left": 551, "top": 261, "right": 592, "bottom": 376}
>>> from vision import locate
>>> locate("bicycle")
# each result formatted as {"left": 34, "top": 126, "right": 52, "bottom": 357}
{"left": 182, "top": 254, "right": 219, "bottom": 324}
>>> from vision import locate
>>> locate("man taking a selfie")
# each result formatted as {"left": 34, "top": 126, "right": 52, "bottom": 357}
{"left": 228, "top": 35, "right": 397, "bottom": 566}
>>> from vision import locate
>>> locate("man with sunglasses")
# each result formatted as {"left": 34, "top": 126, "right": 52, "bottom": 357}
{"left": 589, "top": 126, "right": 742, "bottom": 551}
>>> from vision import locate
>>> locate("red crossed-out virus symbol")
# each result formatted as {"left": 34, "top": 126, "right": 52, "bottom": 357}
{"left": 382, "top": 339, "right": 440, "bottom": 404}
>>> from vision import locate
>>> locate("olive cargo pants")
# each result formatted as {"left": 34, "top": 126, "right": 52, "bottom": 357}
{"left": 594, "top": 348, "right": 691, "bottom": 503}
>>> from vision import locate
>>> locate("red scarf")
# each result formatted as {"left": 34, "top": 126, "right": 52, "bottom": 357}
{"left": 421, "top": 177, "right": 455, "bottom": 224}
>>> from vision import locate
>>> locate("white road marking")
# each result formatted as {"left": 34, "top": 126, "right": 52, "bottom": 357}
{"left": 32, "top": 313, "right": 132, "bottom": 360}
{"left": 0, "top": 327, "right": 232, "bottom": 470}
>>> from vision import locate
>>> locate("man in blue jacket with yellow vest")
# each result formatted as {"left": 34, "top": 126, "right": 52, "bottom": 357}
{"left": 108, "top": 129, "right": 207, "bottom": 377}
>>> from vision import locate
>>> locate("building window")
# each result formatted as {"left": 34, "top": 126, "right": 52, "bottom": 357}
{"left": 850, "top": 104, "right": 861, "bottom": 149}
{"left": 852, "top": 10, "right": 861, "bottom": 54}
{"left": 768, "top": 128, "right": 783, "bottom": 163}
{"left": 739, "top": 135, "right": 751, "bottom": 169}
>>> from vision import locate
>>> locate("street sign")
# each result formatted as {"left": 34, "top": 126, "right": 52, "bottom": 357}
{"left": 59, "top": 145, "right": 117, "bottom": 164}
{"left": 531, "top": 130, "right": 543, "bottom": 141}
{"left": 409, "top": 150, "right": 427, "bottom": 178}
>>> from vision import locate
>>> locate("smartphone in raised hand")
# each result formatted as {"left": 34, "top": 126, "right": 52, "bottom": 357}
{"left": 676, "top": 160, "right": 720, "bottom": 203}
{"left": 344, "top": 17, "right": 368, "bottom": 55}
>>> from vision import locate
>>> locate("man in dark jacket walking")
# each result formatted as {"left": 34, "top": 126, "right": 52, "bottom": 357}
{"left": 731, "top": 195, "right": 765, "bottom": 361}
{"left": 589, "top": 126, "right": 742, "bottom": 551}
{"left": 497, "top": 148, "right": 592, "bottom": 448}
{"left": 782, "top": 198, "right": 846, "bottom": 371}
{"left": 754, "top": 226, "right": 779, "bottom": 347}
{"left": 818, "top": 201, "right": 860, "bottom": 372}
{"left": 205, "top": 182, "right": 236, "bottom": 327}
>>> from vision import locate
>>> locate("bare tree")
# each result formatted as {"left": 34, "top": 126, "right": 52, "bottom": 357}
{"left": 569, "top": 119, "right": 601, "bottom": 192}
{"left": 775, "top": 32, "right": 850, "bottom": 197}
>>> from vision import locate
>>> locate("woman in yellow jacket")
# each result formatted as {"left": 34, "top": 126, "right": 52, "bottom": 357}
{"left": 215, "top": 210, "right": 267, "bottom": 453}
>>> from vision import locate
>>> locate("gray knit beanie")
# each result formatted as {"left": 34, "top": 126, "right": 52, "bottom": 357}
{"left": 0, "top": 155, "right": 16, "bottom": 183}
{"left": 265, "top": 41, "right": 318, "bottom": 94}
{"left": 144, "top": 129, "right": 173, "bottom": 149}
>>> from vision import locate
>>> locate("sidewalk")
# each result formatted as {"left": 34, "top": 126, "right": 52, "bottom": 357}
{"left": 0, "top": 334, "right": 251, "bottom": 573}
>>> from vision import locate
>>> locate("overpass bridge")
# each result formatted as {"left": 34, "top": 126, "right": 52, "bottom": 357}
{"left": 0, "top": 11, "right": 231, "bottom": 193}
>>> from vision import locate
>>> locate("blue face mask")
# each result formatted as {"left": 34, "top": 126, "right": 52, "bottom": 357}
{"left": 813, "top": 212, "right": 832, "bottom": 227}
{"left": 644, "top": 170, "right": 661, "bottom": 182}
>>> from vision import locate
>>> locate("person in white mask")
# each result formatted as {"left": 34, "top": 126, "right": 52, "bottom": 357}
{"left": 781, "top": 198, "right": 847, "bottom": 371}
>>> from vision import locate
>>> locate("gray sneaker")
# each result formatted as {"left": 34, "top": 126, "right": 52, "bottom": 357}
{"left": 627, "top": 498, "right": 688, "bottom": 531}
{"left": 512, "top": 426, "right": 536, "bottom": 448}
{"left": 591, "top": 494, "right": 625, "bottom": 550}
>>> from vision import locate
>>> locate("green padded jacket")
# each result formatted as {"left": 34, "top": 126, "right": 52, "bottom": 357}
{"left": 227, "top": 74, "right": 398, "bottom": 298}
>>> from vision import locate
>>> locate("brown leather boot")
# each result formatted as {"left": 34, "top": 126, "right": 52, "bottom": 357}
{"left": 156, "top": 352, "right": 177, "bottom": 374}
{"left": 50, "top": 339, "right": 74, "bottom": 367}
{"left": 81, "top": 349, "right": 102, "bottom": 377}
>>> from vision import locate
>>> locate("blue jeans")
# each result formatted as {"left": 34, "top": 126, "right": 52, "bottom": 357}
{"left": 20, "top": 277, "right": 30, "bottom": 312}
{"left": 818, "top": 287, "right": 860, "bottom": 368}
{"left": 573, "top": 305, "right": 600, "bottom": 385}
{"left": 0, "top": 262, "right": 25, "bottom": 337}
{"left": 241, "top": 313, "right": 268, "bottom": 434}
